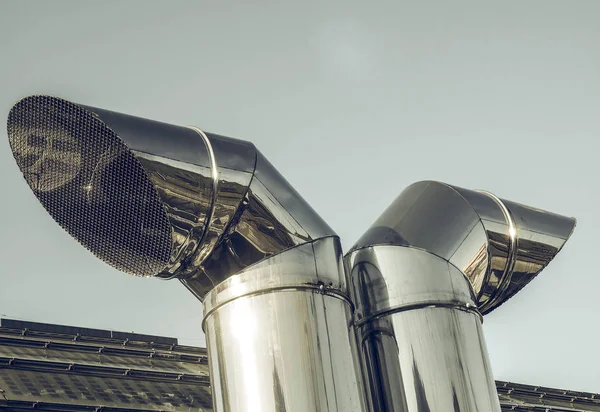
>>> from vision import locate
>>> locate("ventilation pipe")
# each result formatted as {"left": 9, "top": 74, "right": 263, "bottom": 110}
{"left": 345, "top": 181, "right": 576, "bottom": 412}
{"left": 7, "top": 96, "right": 366, "bottom": 412}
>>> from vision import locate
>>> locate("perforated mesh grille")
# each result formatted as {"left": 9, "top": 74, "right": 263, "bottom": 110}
{"left": 7, "top": 96, "right": 172, "bottom": 276}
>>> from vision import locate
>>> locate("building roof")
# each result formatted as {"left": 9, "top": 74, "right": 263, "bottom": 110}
{"left": 0, "top": 319, "right": 178, "bottom": 346}
{"left": 0, "top": 319, "right": 211, "bottom": 411}
{"left": 497, "top": 381, "right": 600, "bottom": 411}
{"left": 0, "top": 319, "right": 598, "bottom": 411}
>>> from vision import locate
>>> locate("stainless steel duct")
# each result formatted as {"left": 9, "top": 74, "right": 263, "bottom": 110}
{"left": 345, "top": 181, "right": 576, "bottom": 412}
{"left": 7, "top": 95, "right": 366, "bottom": 412}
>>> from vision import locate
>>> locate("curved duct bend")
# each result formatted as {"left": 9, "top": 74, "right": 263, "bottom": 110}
{"left": 349, "top": 180, "right": 576, "bottom": 314}
{"left": 7, "top": 95, "right": 366, "bottom": 412}
{"left": 7, "top": 95, "right": 336, "bottom": 298}
{"left": 8, "top": 96, "right": 364, "bottom": 412}
{"left": 345, "top": 180, "right": 576, "bottom": 412}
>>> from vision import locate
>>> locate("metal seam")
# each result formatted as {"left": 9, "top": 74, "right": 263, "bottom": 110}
{"left": 201, "top": 286, "right": 353, "bottom": 332}
{"left": 354, "top": 301, "right": 483, "bottom": 327}
{"left": 160, "top": 126, "right": 219, "bottom": 280}
{"left": 348, "top": 244, "right": 479, "bottom": 302}
{"left": 476, "top": 190, "right": 518, "bottom": 312}
{"left": 188, "top": 126, "right": 220, "bottom": 258}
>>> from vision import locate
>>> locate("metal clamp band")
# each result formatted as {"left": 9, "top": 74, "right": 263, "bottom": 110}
{"left": 202, "top": 284, "right": 352, "bottom": 332}
{"left": 355, "top": 301, "right": 483, "bottom": 328}
{"left": 187, "top": 126, "right": 219, "bottom": 252}
{"left": 159, "top": 126, "right": 219, "bottom": 281}
{"left": 476, "top": 190, "right": 518, "bottom": 312}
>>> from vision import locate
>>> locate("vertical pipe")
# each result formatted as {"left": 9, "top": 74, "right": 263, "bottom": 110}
{"left": 7, "top": 98, "right": 575, "bottom": 412}
{"left": 344, "top": 181, "right": 575, "bottom": 412}
{"left": 346, "top": 246, "right": 500, "bottom": 412}
{"left": 6, "top": 96, "right": 370, "bottom": 412}
{"left": 203, "top": 238, "right": 366, "bottom": 412}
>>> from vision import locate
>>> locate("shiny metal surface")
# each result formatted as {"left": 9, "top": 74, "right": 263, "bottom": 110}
{"left": 204, "top": 237, "right": 365, "bottom": 412}
{"left": 203, "top": 237, "right": 348, "bottom": 318}
{"left": 351, "top": 181, "right": 576, "bottom": 314}
{"left": 347, "top": 246, "right": 498, "bottom": 412}
{"left": 346, "top": 181, "right": 575, "bottom": 412}
{"left": 348, "top": 246, "right": 478, "bottom": 326}
{"left": 7, "top": 95, "right": 335, "bottom": 298}
{"left": 180, "top": 149, "right": 336, "bottom": 299}
{"left": 360, "top": 307, "right": 498, "bottom": 412}
{"left": 7, "top": 95, "right": 366, "bottom": 412}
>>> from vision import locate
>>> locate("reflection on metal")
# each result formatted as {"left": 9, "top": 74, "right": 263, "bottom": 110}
{"left": 351, "top": 181, "right": 576, "bottom": 314}
{"left": 6, "top": 95, "right": 366, "bottom": 412}
{"left": 7, "top": 97, "right": 577, "bottom": 412}
{"left": 346, "top": 246, "right": 498, "bottom": 411}
{"left": 7, "top": 95, "right": 336, "bottom": 292}
{"left": 204, "top": 237, "right": 364, "bottom": 412}
{"left": 345, "top": 181, "right": 576, "bottom": 412}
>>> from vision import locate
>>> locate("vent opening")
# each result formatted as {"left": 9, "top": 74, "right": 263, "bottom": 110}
{"left": 7, "top": 96, "right": 172, "bottom": 276}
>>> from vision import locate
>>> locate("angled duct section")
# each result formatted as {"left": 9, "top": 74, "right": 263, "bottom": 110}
{"left": 7, "top": 95, "right": 366, "bottom": 412}
{"left": 345, "top": 181, "right": 575, "bottom": 412}
{"left": 7, "top": 95, "right": 334, "bottom": 295}
{"left": 351, "top": 180, "right": 576, "bottom": 314}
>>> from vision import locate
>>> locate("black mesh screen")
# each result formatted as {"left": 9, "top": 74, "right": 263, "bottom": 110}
{"left": 7, "top": 96, "right": 172, "bottom": 276}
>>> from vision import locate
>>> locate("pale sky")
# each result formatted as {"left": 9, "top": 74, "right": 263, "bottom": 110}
{"left": 0, "top": 0, "right": 598, "bottom": 393}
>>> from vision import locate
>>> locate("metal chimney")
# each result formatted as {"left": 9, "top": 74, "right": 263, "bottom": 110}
{"left": 345, "top": 181, "right": 576, "bottom": 412}
{"left": 7, "top": 95, "right": 366, "bottom": 412}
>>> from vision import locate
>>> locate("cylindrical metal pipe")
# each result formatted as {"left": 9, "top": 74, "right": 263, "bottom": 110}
{"left": 203, "top": 237, "right": 365, "bottom": 412}
{"left": 347, "top": 246, "right": 499, "bottom": 411}
{"left": 6, "top": 95, "right": 367, "bottom": 412}
{"left": 345, "top": 181, "right": 576, "bottom": 412}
